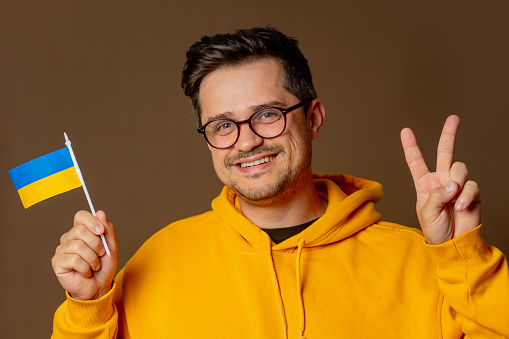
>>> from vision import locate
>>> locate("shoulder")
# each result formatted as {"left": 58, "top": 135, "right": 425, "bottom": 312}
{"left": 371, "top": 221, "right": 424, "bottom": 239}
{"left": 120, "top": 210, "right": 220, "bottom": 280}
{"left": 139, "top": 210, "right": 219, "bottom": 250}
{"left": 343, "top": 221, "right": 440, "bottom": 276}
{"left": 366, "top": 221, "right": 427, "bottom": 253}
{"left": 122, "top": 210, "right": 219, "bottom": 267}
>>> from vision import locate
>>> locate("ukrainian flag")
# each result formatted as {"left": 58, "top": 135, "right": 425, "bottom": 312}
{"left": 8, "top": 147, "right": 82, "bottom": 208}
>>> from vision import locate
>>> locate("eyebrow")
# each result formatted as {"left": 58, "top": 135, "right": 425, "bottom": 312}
{"left": 205, "top": 100, "right": 287, "bottom": 124}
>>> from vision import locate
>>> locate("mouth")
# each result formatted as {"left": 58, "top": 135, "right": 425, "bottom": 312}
{"left": 239, "top": 155, "right": 276, "bottom": 168}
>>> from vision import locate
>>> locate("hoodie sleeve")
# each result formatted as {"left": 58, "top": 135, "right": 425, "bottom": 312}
{"left": 426, "top": 225, "right": 509, "bottom": 338}
{"left": 51, "top": 282, "right": 119, "bottom": 339}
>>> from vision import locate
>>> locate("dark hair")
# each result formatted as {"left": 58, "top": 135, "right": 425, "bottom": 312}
{"left": 181, "top": 27, "right": 317, "bottom": 126}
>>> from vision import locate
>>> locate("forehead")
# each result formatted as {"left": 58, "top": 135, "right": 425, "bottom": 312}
{"left": 199, "top": 58, "right": 295, "bottom": 123}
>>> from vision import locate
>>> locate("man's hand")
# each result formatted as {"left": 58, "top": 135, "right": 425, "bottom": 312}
{"left": 51, "top": 210, "right": 118, "bottom": 300}
{"left": 400, "top": 115, "right": 481, "bottom": 245}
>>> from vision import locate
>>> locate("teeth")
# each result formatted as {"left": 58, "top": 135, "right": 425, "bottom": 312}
{"left": 240, "top": 156, "right": 275, "bottom": 168}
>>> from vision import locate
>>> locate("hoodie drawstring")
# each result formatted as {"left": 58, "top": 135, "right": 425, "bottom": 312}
{"left": 296, "top": 238, "right": 306, "bottom": 339}
{"left": 263, "top": 231, "right": 289, "bottom": 339}
{"left": 262, "top": 232, "right": 307, "bottom": 339}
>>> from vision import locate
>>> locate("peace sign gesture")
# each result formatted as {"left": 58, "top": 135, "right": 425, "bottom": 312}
{"left": 400, "top": 115, "right": 481, "bottom": 245}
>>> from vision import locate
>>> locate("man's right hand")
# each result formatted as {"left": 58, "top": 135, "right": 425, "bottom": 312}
{"left": 51, "top": 210, "right": 118, "bottom": 301}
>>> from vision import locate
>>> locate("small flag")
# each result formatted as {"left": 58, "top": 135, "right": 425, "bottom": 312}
{"left": 8, "top": 147, "right": 82, "bottom": 208}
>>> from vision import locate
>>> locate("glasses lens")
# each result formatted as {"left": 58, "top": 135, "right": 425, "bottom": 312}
{"left": 205, "top": 119, "right": 238, "bottom": 148}
{"left": 251, "top": 108, "right": 285, "bottom": 138}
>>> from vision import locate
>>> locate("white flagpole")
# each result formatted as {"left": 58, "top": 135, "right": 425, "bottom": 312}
{"left": 64, "top": 133, "right": 111, "bottom": 257}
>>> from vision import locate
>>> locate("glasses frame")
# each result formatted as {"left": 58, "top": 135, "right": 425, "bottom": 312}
{"left": 197, "top": 100, "right": 311, "bottom": 149}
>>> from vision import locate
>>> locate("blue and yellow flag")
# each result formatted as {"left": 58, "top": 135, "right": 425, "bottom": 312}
{"left": 8, "top": 147, "right": 82, "bottom": 208}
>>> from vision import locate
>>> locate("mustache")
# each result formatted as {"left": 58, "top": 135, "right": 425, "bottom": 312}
{"left": 225, "top": 145, "right": 285, "bottom": 167}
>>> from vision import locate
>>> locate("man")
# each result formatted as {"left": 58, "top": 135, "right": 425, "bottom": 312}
{"left": 51, "top": 27, "right": 509, "bottom": 338}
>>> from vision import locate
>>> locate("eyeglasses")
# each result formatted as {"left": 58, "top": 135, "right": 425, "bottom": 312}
{"left": 197, "top": 101, "right": 310, "bottom": 149}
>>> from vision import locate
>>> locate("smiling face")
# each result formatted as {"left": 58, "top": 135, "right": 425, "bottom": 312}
{"left": 199, "top": 58, "right": 320, "bottom": 207}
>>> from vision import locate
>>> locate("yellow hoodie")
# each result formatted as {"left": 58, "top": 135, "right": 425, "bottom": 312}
{"left": 52, "top": 174, "right": 509, "bottom": 338}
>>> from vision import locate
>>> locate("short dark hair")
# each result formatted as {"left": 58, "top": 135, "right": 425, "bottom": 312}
{"left": 181, "top": 27, "right": 317, "bottom": 126}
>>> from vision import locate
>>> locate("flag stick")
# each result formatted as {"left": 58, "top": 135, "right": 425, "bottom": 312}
{"left": 64, "top": 133, "right": 111, "bottom": 257}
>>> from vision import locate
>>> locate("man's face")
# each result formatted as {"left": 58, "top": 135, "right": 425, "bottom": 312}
{"left": 199, "top": 58, "right": 314, "bottom": 207}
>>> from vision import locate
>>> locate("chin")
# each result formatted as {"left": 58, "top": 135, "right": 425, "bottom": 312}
{"left": 229, "top": 172, "right": 301, "bottom": 207}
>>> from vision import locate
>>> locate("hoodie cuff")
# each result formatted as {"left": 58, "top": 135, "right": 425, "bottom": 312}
{"left": 425, "top": 224, "right": 492, "bottom": 274}
{"left": 64, "top": 283, "right": 116, "bottom": 329}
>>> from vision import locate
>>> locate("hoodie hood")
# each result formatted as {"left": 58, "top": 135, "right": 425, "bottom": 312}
{"left": 211, "top": 173, "right": 383, "bottom": 251}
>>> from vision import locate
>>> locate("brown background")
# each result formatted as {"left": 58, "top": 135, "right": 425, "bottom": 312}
{"left": 1, "top": 0, "right": 508, "bottom": 337}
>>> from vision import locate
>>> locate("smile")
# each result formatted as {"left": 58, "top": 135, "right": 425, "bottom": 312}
{"left": 239, "top": 155, "right": 276, "bottom": 168}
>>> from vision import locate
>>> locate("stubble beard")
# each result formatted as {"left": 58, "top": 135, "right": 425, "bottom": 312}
{"left": 222, "top": 142, "right": 313, "bottom": 208}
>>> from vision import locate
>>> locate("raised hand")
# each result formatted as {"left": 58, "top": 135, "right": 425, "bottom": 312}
{"left": 400, "top": 115, "right": 481, "bottom": 245}
{"left": 51, "top": 210, "right": 118, "bottom": 300}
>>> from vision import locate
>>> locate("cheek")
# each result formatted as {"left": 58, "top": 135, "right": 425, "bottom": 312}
{"left": 210, "top": 152, "right": 221, "bottom": 168}
{"left": 285, "top": 116, "right": 312, "bottom": 146}
{"left": 286, "top": 129, "right": 312, "bottom": 157}
{"left": 210, "top": 151, "right": 228, "bottom": 176}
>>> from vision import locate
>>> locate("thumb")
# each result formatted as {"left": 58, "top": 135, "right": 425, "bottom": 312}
{"left": 96, "top": 210, "right": 109, "bottom": 230}
{"left": 421, "top": 181, "right": 458, "bottom": 221}
{"left": 95, "top": 210, "right": 117, "bottom": 255}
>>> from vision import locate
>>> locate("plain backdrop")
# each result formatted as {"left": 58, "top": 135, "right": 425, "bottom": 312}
{"left": 1, "top": 1, "right": 508, "bottom": 337}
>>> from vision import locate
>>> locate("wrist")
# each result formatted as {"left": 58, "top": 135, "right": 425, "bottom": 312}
{"left": 64, "top": 282, "right": 117, "bottom": 329}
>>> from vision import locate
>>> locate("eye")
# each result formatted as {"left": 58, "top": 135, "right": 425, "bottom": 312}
{"left": 217, "top": 122, "right": 234, "bottom": 130}
{"left": 261, "top": 112, "right": 278, "bottom": 119}
{"left": 253, "top": 109, "right": 282, "bottom": 123}
{"left": 208, "top": 120, "right": 236, "bottom": 135}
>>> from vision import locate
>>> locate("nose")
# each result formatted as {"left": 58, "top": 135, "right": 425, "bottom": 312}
{"left": 234, "top": 123, "right": 264, "bottom": 152}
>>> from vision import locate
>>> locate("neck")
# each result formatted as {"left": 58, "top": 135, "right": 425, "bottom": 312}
{"left": 238, "top": 176, "right": 327, "bottom": 229}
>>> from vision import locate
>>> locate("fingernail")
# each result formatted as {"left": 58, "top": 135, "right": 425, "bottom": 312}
{"left": 445, "top": 182, "right": 455, "bottom": 193}
{"left": 94, "top": 225, "right": 103, "bottom": 234}
{"left": 456, "top": 201, "right": 464, "bottom": 211}
{"left": 99, "top": 247, "right": 106, "bottom": 256}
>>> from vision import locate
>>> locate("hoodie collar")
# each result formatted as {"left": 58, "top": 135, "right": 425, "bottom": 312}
{"left": 211, "top": 173, "right": 383, "bottom": 251}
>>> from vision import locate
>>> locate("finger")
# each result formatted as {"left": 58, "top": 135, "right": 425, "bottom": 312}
{"left": 436, "top": 115, "right": 460, "bottom": 173}
{"left": 65, "top": 224, "right": 106, "bottom": 257}
{"left": 401, "top": 127, "right": 430, "bottom": 185}
{"left": 61, "top": 239, "right": 103, "bottom": 271}
{"left": 96, "top": 210, "right": 117, "bottom": 254}
{"left": 455, "top": 180, "right": 481, "bottom": 211}
{"left": 449, "top": 162, "right": 468, "bottom": 189}
{"left": 421, "top": 181, "right": 459, "bottom": 223}
{"left": 53, "top": 252, "right": 93, "bottom": 278}
{"left": 74, "top": 210, "right": 105, "bottom": 236}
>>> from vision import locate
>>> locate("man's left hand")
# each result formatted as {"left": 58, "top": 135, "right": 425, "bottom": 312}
{"left": 400, "top": 115, "right": 481, "bottom": 245}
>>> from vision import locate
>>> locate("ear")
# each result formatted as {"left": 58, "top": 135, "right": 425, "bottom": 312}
{"left": 307, "top": 99, "right": 325, "bottom": 140}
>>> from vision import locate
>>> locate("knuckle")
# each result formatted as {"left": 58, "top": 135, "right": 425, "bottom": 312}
{"left": 71, "top": 239, "right": 87, "bottom": 252}
{"left": 437, "top": 146, "right": 453, "bottom": 154}
{"left": 453, "top": 161, "right": 467, "bottom": 171}
{"left": 51, "top": 253, "right": 65, "bottom": 270}
{"left": 74, "top": 210, "right": 85, "bottom": 220}
{"left": 74, "top": 224, "right": 88, "bottom": 236}
{"left": 465, "top": 180, "right": 479, "bottom": 191}
{"left": 51, "top": 255, "right": 58, "bottom": 269}
{"left": 55, "top": 243, "right": 63, "bottom": 255}
{"left": 70, "top": 253, "right": 81, "bottom": 266}
{"left": 74, "top": 210, "right": 91, "bottom": 224}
